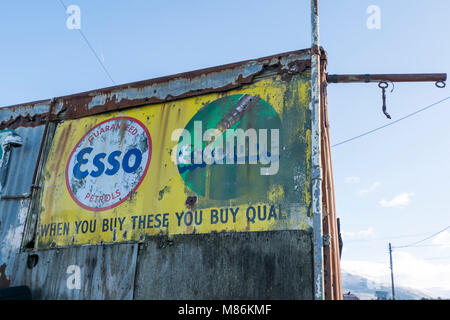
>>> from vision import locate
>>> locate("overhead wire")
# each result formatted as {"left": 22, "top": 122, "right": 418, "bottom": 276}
{"left": 343, "top": 230, "right": 438, "bottom": 244}
{"left": 332, "top": 96, "right": 450, "bottom": 148}
{"left": 392, "top": 226, "right": 449, "bottom": 249}
{"left": 58, "top": 0, "right": 116, "bottom": 85}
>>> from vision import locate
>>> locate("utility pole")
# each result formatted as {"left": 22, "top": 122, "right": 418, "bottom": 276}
{"left": 311, "top": 0, "right": 324, "bottom": 301}
{"left": 389, "top": 243, "right": 396, "bottom": 300}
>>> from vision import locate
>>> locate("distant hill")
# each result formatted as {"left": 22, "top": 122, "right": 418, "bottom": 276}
{"left": 342, "top": 271, "right": 434, "bottom": 300}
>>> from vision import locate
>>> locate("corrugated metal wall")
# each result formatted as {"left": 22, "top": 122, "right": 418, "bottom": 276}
{"left": 0, "top": 125, "right": 46, "bottom": 288}
{"left": 10, "top": 244, "right": 138, "bottom": 299}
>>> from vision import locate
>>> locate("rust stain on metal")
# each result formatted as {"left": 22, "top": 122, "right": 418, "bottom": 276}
{"left": 0, "top": 263, "right": 10, "bottom": 288}
{"left": 61, "top": 68, "right": 264, "bottom": 120}
{"left": 0, "top": 99, "right": 51, "bottom": 130}
{"left": 0, "top": 113, "right": 49, "bottom": 130}
{"left": 320, "top": 57, "right": 343, "bottom": 300}
{"left": 158, "top": 186, "right": 171, "bottom": 201}
{"left": 280, "top": 60, "right": 311, "bottom": 81}
{"left": 41, "top": 121, "right": 73, "bottom": 219}
{"left": 326, "top": 73, "right": 447, "bottom": 83}
{"left": 185, "top": 196, "right": 197, "bottom": 210}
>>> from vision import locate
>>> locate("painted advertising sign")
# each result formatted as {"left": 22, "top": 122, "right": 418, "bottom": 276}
{"left": 36, "top": 73, "right": 312, "bottom": 248}
{"left": 65, "top": 117, "right": 152, "bottom": 211}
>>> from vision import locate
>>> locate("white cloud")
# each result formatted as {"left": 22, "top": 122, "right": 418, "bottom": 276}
{"left": 393, "top": 251, "right": 450, "bottom": 295}
{"left": 431, "top": 230, "right": 450, "bottom": 249}
{"left": 342, "top": 251, "right": 450, "bottom": 298}
{"left": 346, "top": 176, "right": 360, "bottom": 184}
{"left": 343, "top": 227, "right": 375, "bottom": 240}
{"left": 358, "top": 182, "right": 381, "bottom": 196}
{"left": 341, "top": 260, "right": 390, "bottom": 285}
{"left": 379, "top": 192, "right": 413, "bottom": 208}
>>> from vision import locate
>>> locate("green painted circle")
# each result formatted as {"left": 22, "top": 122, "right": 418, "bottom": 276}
{"left": 177, "top": 94, "right": 281, "bottom": 200}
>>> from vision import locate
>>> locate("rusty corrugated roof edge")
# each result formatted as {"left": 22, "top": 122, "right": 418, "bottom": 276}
{"left": 0, "top": 100, "right": 51, "bottom": 130}
{"left": 1, "top": 48, "right": 328, "bottom": 129}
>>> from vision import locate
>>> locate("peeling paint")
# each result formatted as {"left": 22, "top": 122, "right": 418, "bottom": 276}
{"left": 0, "top": 200, "right": 28, "bottom": 258}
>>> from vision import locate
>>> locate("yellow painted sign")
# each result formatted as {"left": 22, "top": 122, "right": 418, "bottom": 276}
{"left": 36, "top": 73, "right": 312, "bottom": 248}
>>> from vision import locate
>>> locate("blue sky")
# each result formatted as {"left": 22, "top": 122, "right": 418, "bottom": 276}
{"left": 1, "top": 1, "right": 449, "bottom": 298}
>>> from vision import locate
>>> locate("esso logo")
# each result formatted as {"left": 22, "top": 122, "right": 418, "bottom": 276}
{"left": 66, "top": 117, "right": 152, "bottom": 211}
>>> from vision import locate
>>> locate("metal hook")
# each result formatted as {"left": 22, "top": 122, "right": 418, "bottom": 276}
{"left": 388, "top": 80, "right": 395, "bottom": 93}
{"left": 378, "top": 81, "right": 391, "bottom": 119}
{"left": 436, "top": 81, "right": 446, "bottom": 88}
{"left": 378, "top": 81, "right": 388, "bottom": 89}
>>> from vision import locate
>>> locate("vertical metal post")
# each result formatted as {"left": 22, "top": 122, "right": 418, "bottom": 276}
{"left": 389, "top": 243, "right": 396, "bottom": 300}
{"left": 311, "top": 0, "right": 324, "bottom": 300}
{"left": 21, "top": 99, "right": 56, "bottom": 250}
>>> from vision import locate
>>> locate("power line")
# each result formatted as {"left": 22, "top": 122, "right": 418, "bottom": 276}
{"left": 332, "top": 96, "right": 450, "bottom": 148}
{"left": 343, "top": 230, "right": 444, "bottom": 244}
{"left": 346, "top": 254, "right": 450, "bottom": 264}
{"left": 393, "top": 226, "right": 449, "bottom": 249}
{"left": 421, "top": 255, "right": 450, "bottom": 261}
{"left": 58, "top": 0, "right": 116, "bottom": 85}
{"left": 399, "top": 244, "right": 448, "bottom": 248}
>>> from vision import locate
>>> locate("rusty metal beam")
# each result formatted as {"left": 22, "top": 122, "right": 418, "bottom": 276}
{"left": 327, "top": 73, "right": 447, "bottom": 84}
{"left": 1, "top": 49, "right": 316, "bottom": 130}
{"left": 1, "top": 194, "right": 30, "bottom": 200}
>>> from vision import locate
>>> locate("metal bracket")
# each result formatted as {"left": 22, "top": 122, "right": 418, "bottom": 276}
{"left": 323, "top": 234, "right": 331, "bottom": 247}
